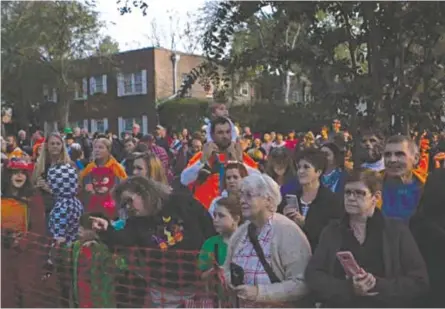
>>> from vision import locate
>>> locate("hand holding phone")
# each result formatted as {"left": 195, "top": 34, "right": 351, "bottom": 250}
{"left": 336, "top": 251, "right": 365, "bottom": 278}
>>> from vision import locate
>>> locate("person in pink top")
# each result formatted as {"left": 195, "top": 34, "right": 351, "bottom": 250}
{"left": 285, "top": 130, "right": 299, "bottom": 151}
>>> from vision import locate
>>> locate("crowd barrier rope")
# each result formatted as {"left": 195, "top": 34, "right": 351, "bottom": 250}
{"left": 1, "top": 230, "right": 232, "bottom": 308}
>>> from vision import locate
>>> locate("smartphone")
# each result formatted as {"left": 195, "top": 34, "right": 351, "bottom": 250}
{"left": 336, "top": 251, "right": 364, "bottom": 277}
{"left": 283, "top": 194, "right": 299, "bottom": 217}
{"left": 230, "top": 263, "right": 244, "bottom": 287}
{"left": 285, "top": 194, "right": 299, "bottom": 209}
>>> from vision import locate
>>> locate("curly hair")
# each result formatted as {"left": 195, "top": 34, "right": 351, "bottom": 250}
{"left": 113, "top": 176, "right": 171, "bottom": 216}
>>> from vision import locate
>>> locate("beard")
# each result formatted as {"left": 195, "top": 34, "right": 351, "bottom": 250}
{"left": 215, "top": 139, "right": 231, "bottom": 151}
{"left": 359, "top": 145, "right": 383, "bottom": 163}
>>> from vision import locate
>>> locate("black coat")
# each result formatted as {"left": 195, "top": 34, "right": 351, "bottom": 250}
{"left": 296, "top": 185, "right": 344, "bottom": 252}
{"left": 410, "top": 215, "right": 445, "bottom": 307}
{"left": 99, "top": 192, "right": 216, "bottom": 289}
{"left": 305, "top": 215, "right": 429, "bottom": 308}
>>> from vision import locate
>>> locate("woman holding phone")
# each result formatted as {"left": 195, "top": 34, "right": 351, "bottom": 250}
{"left": 282, "top": 148, "right": 343, "bottom": 252}
{"left": 305, "top": 169, "right": 429, "bottom": 307}
{"left": 223, "top": 173, "right": 311, "bottom": 307}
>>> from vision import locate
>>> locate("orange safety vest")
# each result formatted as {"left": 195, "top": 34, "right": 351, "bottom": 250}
{"left": 186, "top": 152, "right": 257, "bottom": 209}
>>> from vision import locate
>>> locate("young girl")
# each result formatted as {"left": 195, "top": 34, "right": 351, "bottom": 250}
{"left": 198, "top": 195, "right": 243, "bottom": 278}
{"left": 1, "top": 159, "right": 44, "bottom": 308}
{"left": 1, "top": 158, "right": 48, "bottom": 235}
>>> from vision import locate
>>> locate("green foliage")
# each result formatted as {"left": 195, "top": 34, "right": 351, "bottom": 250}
{"left": 1, "top": 1, "right": 112, "bottom": 129}
{"left": 188, "top": 1, "right": 445, "bottom": 132}
{"left": 94, "top": 35, "right": 120, "bottom": 56}
{"left": 158, "top": 98, "right": 330, "bottom": 133}
{"left": 158, "top": 98, "right": 209, "bottom": 132}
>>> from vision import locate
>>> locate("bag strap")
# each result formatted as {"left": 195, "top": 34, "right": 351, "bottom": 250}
{"left": 247, "top": 223, "right": 281, "bottom": 283}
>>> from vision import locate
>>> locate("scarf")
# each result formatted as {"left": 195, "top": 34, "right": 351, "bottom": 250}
{"left": 321, "top": 168, "right": 342, "bottom": 193}
{"left": 361, "top": 158, "right": 385, "bottom": 172}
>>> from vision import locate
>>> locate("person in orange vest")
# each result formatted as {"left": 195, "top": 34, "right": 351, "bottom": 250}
{"left": 180, "top": 117, "right": 258, "bottom": 210}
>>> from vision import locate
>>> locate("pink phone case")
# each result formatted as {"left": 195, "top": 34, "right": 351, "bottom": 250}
{"left": 336, "top": 251, "right": 364, "bottom": 277}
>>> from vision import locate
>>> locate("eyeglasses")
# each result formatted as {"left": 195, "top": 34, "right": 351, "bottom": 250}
{"left": 344, "top": 189, "right": 369, "bottom": 198}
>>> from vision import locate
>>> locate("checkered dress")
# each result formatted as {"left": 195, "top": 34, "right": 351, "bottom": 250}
{"left": 47, "top": 163, "right": 84, "bottom": 244}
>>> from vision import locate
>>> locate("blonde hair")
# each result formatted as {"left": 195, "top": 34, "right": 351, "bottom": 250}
{"left": 94, "top": 138, "right": 112, "bottom": 152}
{"left": 131, "top": 152, "right": 168, "bottom": 185}
{"left": 32, "top": 133, "right": 71, "bottom": 184}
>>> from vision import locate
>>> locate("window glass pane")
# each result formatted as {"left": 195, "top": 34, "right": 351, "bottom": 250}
{"left": 134, "top": 72, "right": 143, "bottom": 93}
{"left": 123, "top": 73, "right": 133, "bottom": 94}
{"left": 123, "top": 117, "right": 142, "bottom": 132}
{"left": 123, "top": 118, "right": 133, "bottom": 132}
{"left": 96, "top": 120, "right": 105, "bottom": 133}
{"left": 95, "top": 76, "right": 103, "bottom": 93}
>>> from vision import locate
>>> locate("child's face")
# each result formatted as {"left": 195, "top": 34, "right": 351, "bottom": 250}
{"left": 11, "top": 170, "right": 27, "bottom": 189}
{"left": 213, "top": 104, "right": 229, "bottom": 117}
{"left": 213, "top": 205, "right": 237, "bottom": 235}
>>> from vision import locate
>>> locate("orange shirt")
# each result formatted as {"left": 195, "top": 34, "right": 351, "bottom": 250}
{"left": 1, "top": 198, "right": 29, "bottom": 233}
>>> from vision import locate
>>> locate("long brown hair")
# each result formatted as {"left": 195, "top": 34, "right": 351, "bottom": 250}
{"left": 265, "top": 147, "right": 296, "bottom": 183}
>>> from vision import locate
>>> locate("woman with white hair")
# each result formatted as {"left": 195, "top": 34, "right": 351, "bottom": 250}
{"left": 223, "top": 173, "right": 312, "bottom": 307}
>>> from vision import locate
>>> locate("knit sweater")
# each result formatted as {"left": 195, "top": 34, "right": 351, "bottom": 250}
{"left": 223, "top": 213, "right": 312, "bottom": 303}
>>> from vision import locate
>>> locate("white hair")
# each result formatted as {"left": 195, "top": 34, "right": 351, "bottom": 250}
{"left": 70, "top": 143, "right": 82, "bottom": 151}
{"left": 241, "top": 173, "right": 282, "bottom": 212}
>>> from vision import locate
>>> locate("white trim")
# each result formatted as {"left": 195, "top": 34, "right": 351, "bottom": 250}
{"left": 117, "top": 73, "right": 124, "bottom": 97}
{"left": 142, "top": 115, "right": 148, "bottom": 135}
{"left": 102, "top": 74, "right": 107, "bottom": 94}
{"left": 82, "top": 78, "right": 88, "bottom": 99}
{"left": 83, "top": 119, "right": 88, "bottom": 130}
{"left": 118, "top": 70, "right": 147, "bottom": 97}
{"left": 118, "top": 117, "right": 123, "bottom": 136}
{"left": 91, "top": 119, "right": 97, "bottom": 133}
{"left": 141, "top": 70, "right": 147, "bottom": 94}
{"left": 89, "top": 77, "right": 96, "bottom": 95}
{"left": 103, "top": 118, "right": 108, "bottom": 132}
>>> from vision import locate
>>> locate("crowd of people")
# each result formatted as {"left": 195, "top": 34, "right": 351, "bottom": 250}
{"left": 1, "top": 100, "right": 445, "bottom": 308}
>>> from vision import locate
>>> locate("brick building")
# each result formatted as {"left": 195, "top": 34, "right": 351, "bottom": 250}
{"left": 40, "top": 47, "right": 253, "bottom": 136}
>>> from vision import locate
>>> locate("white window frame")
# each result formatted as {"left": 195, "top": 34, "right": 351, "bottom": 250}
{"left": 90, "top": 75, "right": 107, "bottom": 95}
{"left": 91, "top": 118, "right": 108, "bottom": 133}
{"left": 74, "top": 78, "right": 88, "bottom": 100}
{"left": 43, "top": 85, "right": 57, "bottom": 103}
{"left": 118, "top": 116, "right": 148, "bottom": 137}
{"left": 117, "top": 70, "right": 147, "bottom": 97}
{"left": 71, "top": 119, "right": 88, "bottom": 130}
